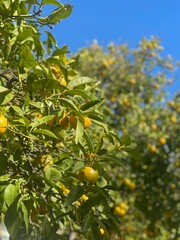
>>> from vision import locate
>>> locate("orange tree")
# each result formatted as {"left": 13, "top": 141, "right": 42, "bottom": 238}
{"left": 78, "top": 39, "right": 180, "bottom": 239}
{"left": 0, "top": 1, "right": 134, "bottom": 239}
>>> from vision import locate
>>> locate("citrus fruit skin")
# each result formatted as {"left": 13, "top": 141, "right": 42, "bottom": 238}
{"left": 70, "top": 114, "right": 91, "bottom": 129}
{"left": 39, "top": 154, "right": 53, "bottom": 166}
{"left": 99, "top": 228, "right": 105, "bottom": 235}
{"left": 59, "top": 114, "right": 69, "bottom": 129}
{"left": 159, "top": 137, "right": 166, "bottom": 145}
{"left": 79, "top": 166, "right": 99, "bottom": 184}
{"left": 0, "top": 114, "right": 8, "bottom": 134}
{"left": 83, "top": 117, "right": 91, "bottom": 129}
{"left": 69, "top": 114, "right": 78, "bottom": 129}
{"left": 114, "top": 206, "right": 126, "bottom": 216}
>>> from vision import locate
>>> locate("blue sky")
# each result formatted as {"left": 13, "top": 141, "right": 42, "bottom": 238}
{"left": 49, "top": 0, "right": 180, "bottom": 94}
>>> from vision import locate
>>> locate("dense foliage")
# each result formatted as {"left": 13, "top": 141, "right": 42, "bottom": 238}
{"left": 78, "top": 39, "right": 180, "bottom": 239}
{"left": 0, "top": 1, "right": 132, "bottom": 239}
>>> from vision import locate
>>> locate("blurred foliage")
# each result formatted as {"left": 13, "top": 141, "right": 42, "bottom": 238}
{"left": 77, "top": 38, "right": 180, "bottom": 239}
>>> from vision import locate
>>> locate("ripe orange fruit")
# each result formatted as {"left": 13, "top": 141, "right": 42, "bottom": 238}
{"left": 83, "top": 117, "right": 91, "bottom": 129}
{"left": 159, "top": 137, "right": 166, "bottom": 145}
{"left": 79, "top": 166, "right": 99, "bottom": 184}
{"left": 0, "top": 114, "right": 8, "bottom": 134}
{"left": 69, "top": 114, "right": 78, "bottom": 129}
{"left": 59, "top": 114, "right": 69, "bottom": 129}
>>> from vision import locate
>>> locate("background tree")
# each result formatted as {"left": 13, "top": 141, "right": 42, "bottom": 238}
{"left": 78, "top": 39, "right": 180, "bottom": 239}
{"left": 0, "top": 1, "right": 130, "bottom": 239}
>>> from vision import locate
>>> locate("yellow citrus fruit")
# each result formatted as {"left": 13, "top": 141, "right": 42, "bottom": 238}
{"left": 119, "top": 202, "right": 128, "bottom": 210}
{"left": 79, "top": 166, "right": 99, "bottom": 184}
{"left": 129, "top": 78, "right": 136, "bottom": 85}
{"left": 170, "top": 115, "right": 177, "bottom": 123}
{"left": 83, "top": 117, "right": 91, "bottom": 129}
{"left": 0, "top": 114, "right": 8, "bottom": 134}
{"left": 114, "top": 206, "right": 126, "bottom": 216}
{"left": 99, "top": 228, "right": 105, "bottom": 235}
{"left": 59, "top": 114, "right": 69, "bottom": 129}
{"left": 80, "top": 194, "right": 88, "bottom": 203}
{"left": 151, "top": 123, "right": 157, "bottom": 130}
{"left": 123, "top": 178, "right": 136, "bottom": 190}
{"left": 39, "top": 154, "right": 53, "bottom": 166}
{"left": 159, "top": 137, "right": 166, "bottom": 145}
{"left": 148, "top": 144, "right": 157, "bottom": 153}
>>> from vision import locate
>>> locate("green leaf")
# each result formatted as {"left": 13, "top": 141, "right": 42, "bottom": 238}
{"left": 47, "top": 4, "right": 73, "bottom": 24}
{"left": 4, "top": 183, "right": 19, "bottom": 207}
{"left": 58, "top": 158, "right": 74, "bottom": 171}
{"left": 121, "top": 147, "right": 141, "bottom": 160}
{"left": 80, "top": 193, "right": 101, "bottom": 215}
{"left": 64, "top": 89, "right": 98, "bottom": 101}
{"left": 83, "top": 131, "right": 94, "bottom": 152}
{"left": 64, "top": 186, "right": 84, "bottom": 207}
{"left": 32, "top": 128, "right": 58, "bottom": 139}
{"left": 72, "top": 162, "right": 85, "bottom": 173}
{"left": 91, "top": 222, "right": 102, "bottom": 240}
{"left": 29, "top": 115, "right": 54, "bottom": 129}
{"left": 44, "top": 166, "right": 62, "bottom": 186}
{"left": 67, "top": 77, "right": 95, "bottom": 89}
{"left": 20, "top": 202, "right": 29, "bottom": 233}
{"left": 19, "top": 45, "right": 36, "bottom": 68}
{"left": 0, "top": 153, "right": 8, "bottom": 175}
{"left": 59, "top": 98, "right": 80, "bottom": 117}
{"left": 101, "top": 155, "right": 125, "bottom": 167}
{"left": 75, "top": 120, "right": 84, "bottom": 144}
{"left": 0, "top": 174, "right": 10, "bottom": 182}
{"left": 80, "top": 99, "right": 103, "bottom": 111}
{"left": 81, "top": 213, "right": 94, "bottom": 232}
{"left": 4, "top": 197, "right": 23, "bottom": 239}
{"left": 0, "top": 86, "right": 14, "bottom": 105}
{"left": 43, "top": 0, "right": 63, "bottom": 7}
{"left": 120, "top": 135, "right": 131, "bottom": 146}
{"left": 45, "top": 31, "right": 57, "bottom": 54}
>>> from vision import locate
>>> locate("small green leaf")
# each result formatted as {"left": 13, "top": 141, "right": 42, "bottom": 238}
{"left": 72, "top": 162, "right": 85, "bottom": 173}
{"left": 80, "top": 193, "right": 101, "bottom": 215}
{"left": 83, "top": 131, "right": 94, "bottom": 152}
{"left": 81, "top": 213, "right": 94, "bottom": 232}
{"left": 19, "top": 45, "right": 36, "bottom": 68}
{"left": 101, "top": 155, "right": 125, "bottom": 167}
{"left": 20, "top": 202, "right": 29, "bottom": 233}
{"left": 29, "top": 115, "right": 54, "bottom": 129}
{"left": 67, "top": 77, "right": 95, "bottom": 89}
{"left": 44, "top": 166, "right": 62, "bottom": 186}
{"left": 64, "top": 186, "right": 84, "bottom": 207}
{"left": 4, "top": 197, "right": 23, "bottom": 239}
{"left": 48, "top": 4, "right": 73, "bottom": 24}
{"left": 43, "top": 0, "right": 63, "bottom": 7}
{"left": 4, "top": 183, "right": 19, "bottom": 207}
{"left": 120, "top": 135, "right": 131, "bottom": 146}
{"left": 0, "top": 86, "right": 14, "bottom": 105}
{"left": 33, "top": 128, "right": 58, "bottom": 139}
{"left": 75, "top": 120, "right": 84, "bottom": 144}
{"left": 80, "top": 99, "right": 103, "bottom": 111}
